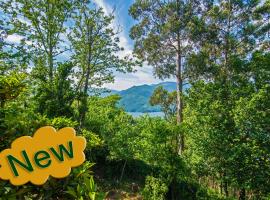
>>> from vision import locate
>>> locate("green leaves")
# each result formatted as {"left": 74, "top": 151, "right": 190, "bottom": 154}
{"left": 130, "top": 0, "right": 202, "bottom": 79}
{"left": 142, "top": 176, "right": 168, "bottom": 200}
{"left": 184, "top": 71, "right": 270, "bottom": 197}
{"left": 150, "top": 86, "right": 177, "bottom": 121}
{"left": 0, "top": 71, "right": 26, "bottom": 107}
{"left": 65, "top": 161, "right": 103, "bottom": 200}
{"left": 186, "top": 0, "right": 268, "bottom": 82}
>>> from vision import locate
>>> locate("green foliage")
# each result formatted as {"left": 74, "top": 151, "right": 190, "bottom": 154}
{"left": 186, "top": 0, "right": 269, "bottom": 81}
{"left": 129, "top": 0, "right": 202, "bottom": 79}
{"left": 33, "top": 62, "right": 76, "bottom": 117}
{"left": 248, "top": 51, "right": 270, "bottom": 89}
{"left": 0, "top": 71, "right": 26, "bottom": 108}
{"left": 81, "top": 129, "right": 103, "bottom": 150}
{"left": 85, "top": 95, "right": 122, "bottom": 135}
{"left": 184, "top": 77, "right": 270, "bottom": 198}
{"left": 143, "top": 176, "right": 168, "bottom": 200}
{"left": 66, "top": 162, "right": 106, "bottom": 200}
{"left": 133, "top": 116, "right": 180, "bottom": 172}
{"left": 150, "top": 86, "right": 177, "bottom": 120}
{"left": 232, "top": 85, "right": 270, "bottom": 195}
{"left": 51, "top": 116, "right": 78, "bottom": 129}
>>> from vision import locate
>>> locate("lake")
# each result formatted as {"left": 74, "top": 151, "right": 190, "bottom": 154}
{"left": 128, "top": 112, "right": 164, "bottom": 118}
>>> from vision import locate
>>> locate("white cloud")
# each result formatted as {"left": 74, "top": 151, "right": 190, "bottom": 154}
{"left": 5, "top": 34, "right": 23, "bottom": 43}
{"left": 105, "top": 63, "right": 175, "bottom": 90}
{"left": 93, "top": 0, "right": 133, "bottom": 57}
{"left": 4, "top": 17, "right": 32, "bottom": 45}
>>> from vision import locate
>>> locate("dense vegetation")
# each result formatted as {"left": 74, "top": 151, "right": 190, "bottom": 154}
{"left": 0, "top": 0, "right": 269, "bottom": 200}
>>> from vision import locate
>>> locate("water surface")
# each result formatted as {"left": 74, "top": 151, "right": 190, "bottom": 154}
{"left": 128, "top": 112, "right": 164, "bottom": 118}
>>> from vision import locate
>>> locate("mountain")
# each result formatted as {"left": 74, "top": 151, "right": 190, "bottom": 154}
{"left": 102, "top": 82, "right": 187, "bottom": 112}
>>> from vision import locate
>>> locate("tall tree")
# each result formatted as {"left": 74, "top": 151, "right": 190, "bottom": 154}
{"left": 129, "top": 0, "right": 203, "bottom": 154}
{"left": 2, "top": 0, "right": 75, "bottom": 82}
{"left": 149, "top": 86, "right": 176, "bottom": 121}
{"left": 69, "top": 1, "right": 136, "bottom": 128}
{"left": 2, "top": 0, "right": 76, "bottom": 116}
{"left": 187, "top": 0, "right": 269, "bottom": 82}
{"left": 184, "top": 1, "right": 270, "bottom": 198}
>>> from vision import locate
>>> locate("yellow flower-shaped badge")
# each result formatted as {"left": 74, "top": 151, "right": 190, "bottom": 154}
{"left": 0, "top": 126, "right": 86, "bottom": 186}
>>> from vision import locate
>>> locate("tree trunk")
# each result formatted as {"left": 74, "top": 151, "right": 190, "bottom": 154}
{"left": 220, "top": 182, "right": 223, "bottom": 195}
{"left": 119, "top": 160, "right": 127, "bottom": 183}
{"left": 222, "top": 172, "right": 229, "bottom": 197}
{"left": 176, "top": 57, "right": 184, "bottom": 155}
{"left": 79, "top": 23, "right": 93, "bottom": 129}
{"left": 176, "top": 46, "right": 184, "bottom": 155}
{"left": 239, "top": 188, "right": 246, "bottom": 200}
{"left": 48, "top": 3, "right": 54, "bottom": 83}
{"left": 224, "top": 181, "right": 229, "bottom": 197}
{"left": 176, "top": 53, "right": 182, "bottom": 125}
{"left": 0, "top": 100, "right": 5, "bottom": 108}
{"left": 79, "top": 66, "right": 90, "bottom": 128}
{"left": 175, "top": 0, "right": 184, "bottom": 155}
{"left": 48, "top": 49, "right": 53, "bottom": 83}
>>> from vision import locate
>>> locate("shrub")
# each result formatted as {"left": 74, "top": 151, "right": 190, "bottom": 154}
{"left": 143, "top": 176, "right": 168, "bottom": 200}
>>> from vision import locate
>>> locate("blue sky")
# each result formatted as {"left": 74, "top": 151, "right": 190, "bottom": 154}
{"left": 93, "top": 0, "right": 174, "bottom": 90}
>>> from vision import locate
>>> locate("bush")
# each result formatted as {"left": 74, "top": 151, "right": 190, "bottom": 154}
{"left": 143, "top": 176, "right": 168, "bottom": 200}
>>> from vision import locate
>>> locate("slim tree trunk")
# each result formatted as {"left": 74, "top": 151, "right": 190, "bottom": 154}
{"left": 220, "top": 182, "right": 223, "bottom": 195}
{"left": 239, "top": 188, "right": 246, "bottom": 200}
{"left": 48, "top": 52, "right": 53, "bottom": 82}
{"left": 79, "top": 23, "right": 93, "bottom": 128}
{"left": 80, "top": 65, "right": 90, "bottom": 128}
{"left": 48, "top": 3, "right": 54, "bottom": 83}
{"left": 0, "top": 100, "right": 5, "bottom": 108}
{"left": 176, "top": 52, "right": 184, "bottom": 155}
{"left": 119, "top": 160, "right": 127, "bottom": 183}
{"left": 176, "top": 45, "right": 184, "bottom": 155}
{"left": 176, "top": 51, "right": 182, "bottom": 125}
{"left": 223, "top": 172, "right": 229, "bottom": 197}
{"left": 224, "top": 181, "right": 229, "bottom": 197}
{"left": 175, "top": 0, "right": 184, "bottom": 155}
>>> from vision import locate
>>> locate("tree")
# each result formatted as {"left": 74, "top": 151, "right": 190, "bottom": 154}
{"left": 184, "top": 81, "right": 235, "bottom": 197}
{"left": 233, "top": 84, "right": 270, "bottom": 199}
{"left": 184, "top": 1, "right": 269, "bottom": 198}
{"left": 2, "top": 0, "right": 74, "bottom": 82}
{"left": 186, "top": 0, "right": 269, "bottom": 82}
{"left": 0, "top": 20, "right": 27, "bottom": 109}
{"left": 254, "top": 0, "right": 270, "bottom": 50}
{"left": 0, "top": 71, "right": 26, "bottom": 108}
{"left": 184, "top": 51, "right": 270, "bottom": 199}
{"left": 2, "top": 0, "right": 76, "bottom": 117}
{"left": 129, "top": 0, "right": 203, "bottom": 154}
{"left": 0, "top": 17, "right": 29, "bottom": 135}
{"left": 149, "top": 86, "right": 176, "bottom": 121}
{"left": 69, "top": 1, "right": 137, "bottom": 128}
{"left": 33, "top": 62, "right": 76, "bottom": 117}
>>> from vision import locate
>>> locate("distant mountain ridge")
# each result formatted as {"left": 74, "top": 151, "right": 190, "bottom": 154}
{"left": 102, "top": 82, "right": 186, "bottom": 112}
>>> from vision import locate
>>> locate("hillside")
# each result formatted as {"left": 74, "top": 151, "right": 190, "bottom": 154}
{"left": 103, "top": 82, "right": 186, "bottom": 112}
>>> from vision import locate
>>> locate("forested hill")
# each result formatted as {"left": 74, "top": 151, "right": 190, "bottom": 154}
{"left": 103, "top": 82, "right": 187, "bottom": 112}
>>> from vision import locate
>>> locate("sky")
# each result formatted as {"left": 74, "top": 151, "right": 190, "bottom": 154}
{"left": 93, "top": 0, "right": 174, "bottom": 90}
